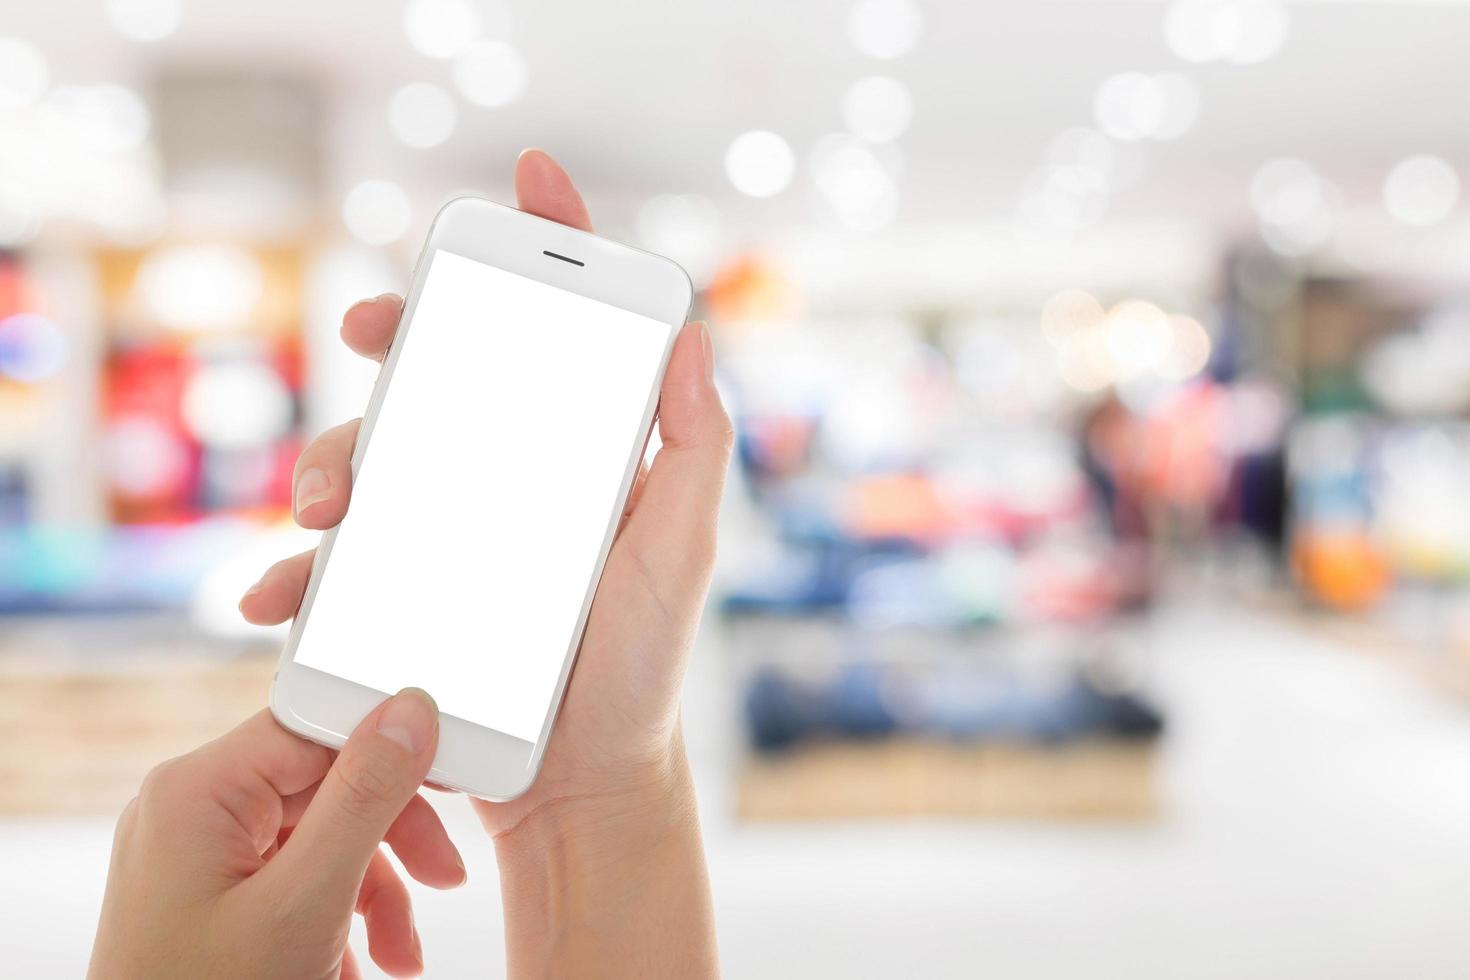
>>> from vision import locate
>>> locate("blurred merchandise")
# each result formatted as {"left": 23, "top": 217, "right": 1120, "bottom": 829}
{"left": 717, "top": 298, "right": 1192, "bottom": 820}
{"left": 11, "top": 2, "right": 1470, "bottom": 975}
{"left": 0, "top": 243, "right": 308, "bottom": 616}
{"left": 1284, "top": 281, "right": 1470, "bottom": 650}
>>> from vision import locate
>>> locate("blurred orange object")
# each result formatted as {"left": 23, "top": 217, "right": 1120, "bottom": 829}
{"left": 706, "top": 253, "right": 801, "bottom": 323}
{"left": 845, "top": 473, "right": 952, "bottom": 543}
{"left": 1292, "top": 530, "right": 1391, "bottom": 611}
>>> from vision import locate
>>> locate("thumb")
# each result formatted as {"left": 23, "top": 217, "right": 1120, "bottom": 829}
{"left": 265, "top": 689, "right": 439, "bottom": 912}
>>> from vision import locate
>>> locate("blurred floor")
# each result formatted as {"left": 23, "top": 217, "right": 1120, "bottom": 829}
{"left": 6, "top": 598, "right": 1470, "bottom": 979}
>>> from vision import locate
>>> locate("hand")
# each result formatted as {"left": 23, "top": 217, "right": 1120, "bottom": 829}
{"left": 89, "top": 690, "right": 462, "bottom": 980}
{"left": 241, "top": 149, "right": 729, "bottom": 977}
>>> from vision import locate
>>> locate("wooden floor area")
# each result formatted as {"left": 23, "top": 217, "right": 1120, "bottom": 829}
{"left": 739, "top": 739, "right": 1158, "bottom": 821}
{"left": 0, "top": 652, "right": 275, "bottom": 814}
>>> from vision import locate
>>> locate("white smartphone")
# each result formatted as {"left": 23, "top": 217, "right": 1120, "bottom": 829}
{"left": 270, "top": 197, "right": 691, "bottom": 800}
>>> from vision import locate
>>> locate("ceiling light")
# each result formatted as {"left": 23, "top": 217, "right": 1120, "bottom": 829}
{"left": 343, "top": 179, "right": 412, "bottom": 246}
{"left": 454, "top": 40, "right": 529, "bottom": 107}
{"left": 403, "top": 0, "right": 481, "bottom": 59}
{"left": 106, "top": 0, "right": 181, "bottom": 42}
{"left": 811, "top": 135, "right": 899, "bottom": 231}
{"left": 1383, "top": 155, "right": 1460, "bottom": 227}
{"left": 1164, "top": 0, "right": 1288, "bottom": 65}
{"left": 387, "top": 82, "right": 457, "bottom": 149}
{"left": 1094, "top": 73, "right": 1166, "bottom": 142}
{"left": 1093, "top": 72, "right": 1199, "bottom": 142}
{"left": 1223, "top": 0, "right": 1289, "bottom": 64}
{"left": 847, "top": 0, "right": 923, "bottom": 59}
{"left": 841, "top": 76, "right": 913, "bottom": 143}
{"left": 1251, "top": 157, "right": 1338, "bottom": 255}
{"left": 725, "top": 130, "right": 795, "bottom": 198}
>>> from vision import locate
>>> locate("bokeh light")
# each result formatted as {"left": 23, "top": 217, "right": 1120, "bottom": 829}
{"left": 726, "top": 130, "right": 796, "bottom": 198}
{"left": 1251, "top": 157, "right": 1338, "bottom": 256}
{"left": 1094, "top": 72, "right": 1199, "bottom": 142}
{"left": 47, "top": 84, "right": 152, "bottom": 152}
{"left": 106, "top": 0, "right": 181, "bottom": 42}
{"left": 841, "top": 76, "right": 914, "bottom": 143}
{"left": 387, "top": 82, "right": 457, "bottom": 149}
{"left": 847, "top": 0, "right": 924, "bottom": 60}
{"left": 1055, "top": 325, "right": 1116, "bottom": 392}
{"left": 1383, "top": 155, "right": 1460, "bottom": 227}
{"left": 342, "top": 179, "right": 412, "bottom": 245}
{"left": 1157, "top": 315, "right": 1213, "bottom": 381}
{"left": 1164, "top": 0, "right": 1289, "bottom": 65}
{"left": 1103, "top": 299, "right": 1172, "bottom": 379}
{"left": 453, "top": 40, "right": 528, "bottom": 107}
{"left": 402, "top": 0, "right": 481, "bottom": 59}
{"left": 103, "top": 415, "right": 189, "bottom": 497}
{"left": 0, "top": 313, "right": 67, "bottom": 383}
{"left": 1040, "top": 289, "right": 1106, "bottom": 350}
{"left": 1017, "top": 162, "right": 1109, "bottom": 241}
{"left": 136, "top": 245, "right": 265, "bottom": 333}
{"left": 181, "top": 362, "right": 294, "bottom": 449}
{"left": 811, "top": 135, "right": 900, "bottom": 231}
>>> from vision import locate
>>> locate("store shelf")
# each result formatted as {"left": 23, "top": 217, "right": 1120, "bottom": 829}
{"left": 738, "top": 739, "right": 1157, "bottom": 821}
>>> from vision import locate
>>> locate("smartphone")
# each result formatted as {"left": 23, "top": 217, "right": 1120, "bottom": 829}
{"left": 270, "top": 197, "right": 692, "bottom": 800}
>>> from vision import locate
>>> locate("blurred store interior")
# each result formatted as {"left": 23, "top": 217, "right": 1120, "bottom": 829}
{"left": 6, "top": 0, "right": 1470, "bottom": 976}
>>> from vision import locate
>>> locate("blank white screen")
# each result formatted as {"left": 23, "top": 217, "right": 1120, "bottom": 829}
{"left": 294, "top": 248, "right": 670, "bottom": 742}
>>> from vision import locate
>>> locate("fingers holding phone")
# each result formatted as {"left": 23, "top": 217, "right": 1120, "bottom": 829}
{"left": 89, "top": 693, "right": 460, "bottom": 979}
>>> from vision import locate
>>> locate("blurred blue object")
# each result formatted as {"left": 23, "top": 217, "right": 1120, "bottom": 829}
{"left": 744, "top": 661, "right": 1164, "bottom": 753}
{"left": 722, "top": 534, "right": 921, "bottom": 616}
{"left": 0, "top": 519, "right": 262, "bottom": 613}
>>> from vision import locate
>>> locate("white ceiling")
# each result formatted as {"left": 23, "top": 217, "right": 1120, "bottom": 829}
{"left": 7, "top": 0, "right": 1470, "bottom": 294}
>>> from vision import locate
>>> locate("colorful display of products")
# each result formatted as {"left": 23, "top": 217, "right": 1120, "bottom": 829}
{"left": 0, "top": 245, "right": 306, "bottom": 612}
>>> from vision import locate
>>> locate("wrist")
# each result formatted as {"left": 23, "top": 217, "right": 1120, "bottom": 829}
{"left": 490, "top": 735, "right": 717, "bottom": 978}
{"left": 491, "top": 732, "right": 695, "bottom": 870}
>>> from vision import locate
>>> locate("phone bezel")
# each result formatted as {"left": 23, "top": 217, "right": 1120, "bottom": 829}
{"left": 270, "top": 196, "right": 692, "bottom": 801}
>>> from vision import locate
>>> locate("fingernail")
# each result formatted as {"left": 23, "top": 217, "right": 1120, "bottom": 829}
{"left": 411, "top": 919, "right": 423, "bottom": 969}
{"left": 294, "top": 468, "right": 332, "bottom": 517}
{"left": 372, "top": 292, "right": 398, "bottom": 304}
{"left": 697, "top": 322, "right": 714, "bottom": 382}
{"left": 376, "top": 688, "right": 438, "bottom": 754}
{"left": 454, "top": 851, "right": 467, "bottom": 886}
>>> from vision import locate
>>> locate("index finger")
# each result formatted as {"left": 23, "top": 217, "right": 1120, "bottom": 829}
{"left": 341, "top": 294, "right": 403, "bottom": 362}
{"left": 514, "top": 148, "right": 594, "bottom": 231}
